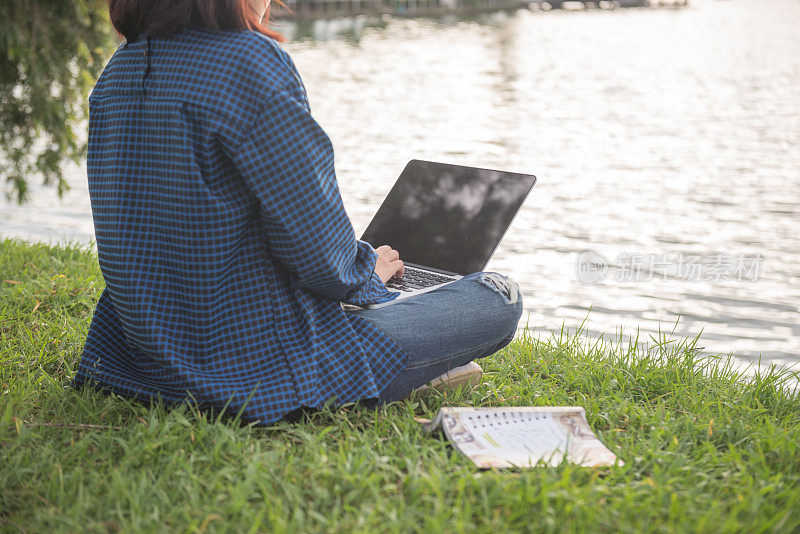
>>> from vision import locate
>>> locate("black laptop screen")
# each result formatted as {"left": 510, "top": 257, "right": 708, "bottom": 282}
{"left": 360, "top": 160, "right": 536, "bottom": 276}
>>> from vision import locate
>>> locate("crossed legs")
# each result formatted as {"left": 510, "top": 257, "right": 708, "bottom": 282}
{"left": 347, "top": 272, "right": 524, "bottom": 402}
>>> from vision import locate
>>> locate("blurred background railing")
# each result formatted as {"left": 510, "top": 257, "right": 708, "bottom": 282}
{"left": 271, "top": 0, "right": 688, "bottom": 20}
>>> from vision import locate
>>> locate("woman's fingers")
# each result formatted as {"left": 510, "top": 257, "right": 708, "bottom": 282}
{"left": 393, "top": 259, "right": 405, "bottom": 279}
{"left": 373, "top": 246, "right": 404, "bottom": 283}
{"left": 376, "top": 245, "right": 399, "bottom": 261}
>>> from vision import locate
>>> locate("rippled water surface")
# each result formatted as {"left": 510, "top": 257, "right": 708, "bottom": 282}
{"left": 2, "top": 0, "right": 799, "bottom": 368}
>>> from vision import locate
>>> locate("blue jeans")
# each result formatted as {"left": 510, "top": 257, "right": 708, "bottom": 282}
{"left": 347, "top": 271, "right": 523, "bottom": 402}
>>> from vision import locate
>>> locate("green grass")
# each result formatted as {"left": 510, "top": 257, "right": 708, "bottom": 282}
{"left": 1, "top": 238, "right": 799, "bottom": 533}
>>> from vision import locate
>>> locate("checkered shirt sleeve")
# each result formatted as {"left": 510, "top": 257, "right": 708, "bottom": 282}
{"left": 233, "top": 87, "right": 398, "bottom": 307}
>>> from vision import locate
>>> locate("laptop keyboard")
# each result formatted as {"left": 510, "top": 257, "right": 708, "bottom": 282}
{"left": 386, "top": 266, "right": 456, "bottom": 292}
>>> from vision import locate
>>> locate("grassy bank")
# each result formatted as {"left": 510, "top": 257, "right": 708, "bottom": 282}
{"left": 1, "top": 238, "right": 799, "bottom": 533}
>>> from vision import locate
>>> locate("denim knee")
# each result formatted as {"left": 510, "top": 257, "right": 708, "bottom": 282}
{"left": 477, "top": 272, "right": 521, "bottom": 304}
{"left": 474, "top": 272, "right": 523, "bottom": 337}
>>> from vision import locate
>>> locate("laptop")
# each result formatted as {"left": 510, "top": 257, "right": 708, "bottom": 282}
{"left": 359, "top": 160, "right": 536, "bottom": 309}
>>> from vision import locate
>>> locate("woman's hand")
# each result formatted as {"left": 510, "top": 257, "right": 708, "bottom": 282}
{"left": 374, "top": 245, "right": 405, "bottom": 284}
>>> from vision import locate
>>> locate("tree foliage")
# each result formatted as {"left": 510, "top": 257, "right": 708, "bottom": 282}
{"left": 1, "top": 1, "right": 115, "bottom": 203}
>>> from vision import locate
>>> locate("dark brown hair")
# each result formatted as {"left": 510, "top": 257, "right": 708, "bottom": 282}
{"left": 109, "top": 0, "right": 284, "bottom": 43}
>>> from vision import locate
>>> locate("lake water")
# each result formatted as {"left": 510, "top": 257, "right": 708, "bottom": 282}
{"left": 2, "top": 0, "right": 798, "bottom": 371}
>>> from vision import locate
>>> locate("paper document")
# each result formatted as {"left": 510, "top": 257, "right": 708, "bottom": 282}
{"left": 418, "top": 406, "right": 622, "bottom": 469}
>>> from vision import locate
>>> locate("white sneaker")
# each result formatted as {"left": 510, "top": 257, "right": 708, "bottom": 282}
{"left": 409, "top": 361, "right": 484, "bottom": 398}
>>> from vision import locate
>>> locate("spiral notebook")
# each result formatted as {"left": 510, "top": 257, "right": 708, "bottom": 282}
{"left": 416, "top": 407, "right": 622, "bottom": 469}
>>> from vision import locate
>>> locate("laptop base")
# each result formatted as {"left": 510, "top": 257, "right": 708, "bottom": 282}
{"left": 364, "top": 275, "right": 462, "bottom": 309}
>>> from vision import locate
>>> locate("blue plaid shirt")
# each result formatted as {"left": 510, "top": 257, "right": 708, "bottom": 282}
{"left": 72, "top": 27, "right": 407, "bottom": 424}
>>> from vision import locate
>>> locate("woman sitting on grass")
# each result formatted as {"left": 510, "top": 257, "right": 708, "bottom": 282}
{"left": 72, "top": 0, "right": 523, "bottom": 425}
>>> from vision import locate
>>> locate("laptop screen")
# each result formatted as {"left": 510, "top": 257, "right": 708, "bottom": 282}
{"left": 360, "top": 160, "right": 536, "bottom": 276}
